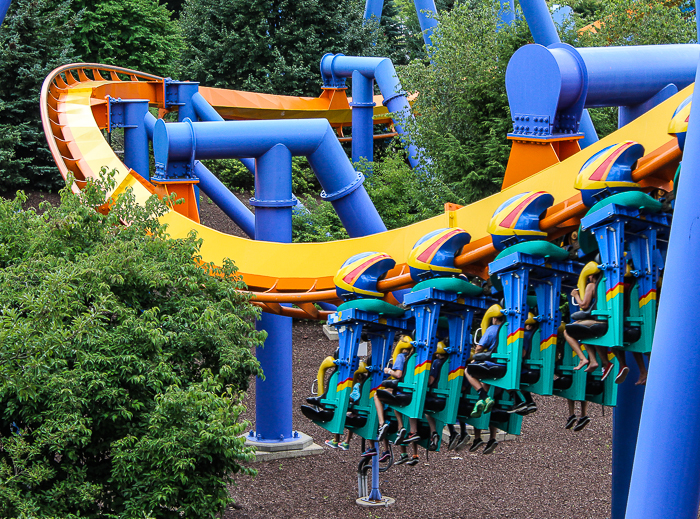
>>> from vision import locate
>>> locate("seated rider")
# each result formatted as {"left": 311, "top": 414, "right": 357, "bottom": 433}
{"left": 564, "top": 266, "right": 602, "bottom": 374}
{"left": 464, "top": 311, "right": 504, "bottom": 417}
{"left": 509, "top": 317, "right": 537, "bottom": 415}
{"left": 424, "top": 346, "right": 448, "bottom": 451}
{"left": 373, "top": 337, "right": 419, "bottom": 444}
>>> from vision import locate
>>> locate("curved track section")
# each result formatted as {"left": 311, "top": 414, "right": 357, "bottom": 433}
{"left": 41, "top": 63, "right": 684, "bottom": 319}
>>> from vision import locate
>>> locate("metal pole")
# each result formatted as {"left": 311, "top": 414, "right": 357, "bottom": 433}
{"left": 351, "top": 71, "right": 375, "bottom": 164}
{"left": 625, "top": 56, "right": 700, "bottom": 519}
{"left": 413, "top": 0, "right": 439, "bottom": 48}
{"left": 611, "top": 353, "right": 646, "bottom": 519}
{"left": 367, "top": 442, "right": 383, "bottom": 501}
{"left": 121, "top": 100, "right": 150, "bottom": 179}
{"left": 253, "top": 144, "right": 294, "bottom": 441}
{"left": 364, "top": 0, "right": 384, "bottom": 19}
{"left": 0, "top": 0, "right": 11, "bottom": 26}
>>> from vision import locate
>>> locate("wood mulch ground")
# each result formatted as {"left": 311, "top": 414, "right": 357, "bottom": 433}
{"left": 17, "top": 190, "right": 614, "bottom": 518}
{"left": 226, "top": 320, "right": 614, "bottom": 519}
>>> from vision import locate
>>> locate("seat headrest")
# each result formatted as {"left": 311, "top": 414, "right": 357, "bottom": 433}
{"left": 480, "top": 304, "right": 504, "bottom": 335}
{"left": 577, "top": 261, "right": 601, "bottom": 296}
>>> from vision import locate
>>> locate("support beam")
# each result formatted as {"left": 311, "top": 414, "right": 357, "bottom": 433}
{"left": 625, "top": 58, "right": 700, "bottom": 519}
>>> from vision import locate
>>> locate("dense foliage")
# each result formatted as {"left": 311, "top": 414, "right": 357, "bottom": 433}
{"left": 70, "top": 0, "right": 184, "bottom": 77}
{"left": 0, "top": 173, "right": 264, "bottom": 517}
{"left": 0, "top": 0, "right": 78, "bottom": 192}
{"left": 178, "top": 0, "right": 405, "bottom": 96}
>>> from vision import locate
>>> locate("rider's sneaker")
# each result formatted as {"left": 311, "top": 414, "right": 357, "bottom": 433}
{"left": 379, "top": 450, "right": 391, "bottom": 462}
{"left": 324, "top": 439, "right": 338, "bottom": 449}
{"left": 394, "top": 453, "right": 410, "bottom": 465}
{"left": 483, "top": 396, "right": 495, "bottom": 414}
{"left": 361, "top": 447, "right": 377, "bottom": 457}
{"left": 455, "top": 433, "right": 471, "bottom": 451}
{"left": 508, "top": 401, "right": 528, "bottom": 414}
{"left": 469, "top": 438, "right": 485, "bottom": 452}
{"left": 483, "top": 438, "right": 499, "bottom": 455}
{"left": 470, "top": 399, "right": 485, "bottom": 418}
{"left": 338, "top": 441, "right": 350, "bottom": 451}
{"left": 406, "top": 455, "right": 420, "bottom": 466}
{"left": 394, "top": 427, "right": 408, "bottom": 445}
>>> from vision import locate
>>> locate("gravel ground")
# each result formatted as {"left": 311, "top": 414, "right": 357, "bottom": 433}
{"left": 17, "top": 190, "right": 615, "bottom": 518}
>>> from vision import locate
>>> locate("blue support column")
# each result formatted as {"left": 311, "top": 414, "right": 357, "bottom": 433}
{"left": 350, "top": 71, "right": 375, "bottom": 164}
{"left": 611, "top": 353, "right": 647, "bottom": 519}
{"left": 109, "top": 97, "right": 150, "bottom": 179}
{"left": 0, "top": 0, "right": 11, "bottom": 26}
{"left": 252, "top": 144, "right": 294, "bottom": 441}
{"left": 193, "top": 161, "right": 255, "bottom": 238}
{"left": 121, "top": 100, "right": 150, "bottom": 179}
{"left": 618, "top": 84, "right": 678, "bottom": 127}
{"left": 413, "top": 0, "right": 439, "bottom": 47}
{"left": 364, "top": 0, "right": 384, "bottom": 19}
{"left": 498, "top": 0, "right": 515, "bottom": 27}
{"left": 625, "top": 59, "right": 700, "bottom": 519}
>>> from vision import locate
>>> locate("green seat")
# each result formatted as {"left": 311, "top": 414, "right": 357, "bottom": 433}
{"left": 494, "top": 240, "right": 569, "bottom": 262}
{"left": 337, "top": 298, "right": 405, "bottom": 317}
{"left": 412, "top": 277, "right": 483, "bottom": 297}
{"left": 579, "top": 191, "right": 663, "bottom": 254}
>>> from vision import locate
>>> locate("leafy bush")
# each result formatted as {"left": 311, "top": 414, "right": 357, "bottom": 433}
{"left": 0, "top": 171, "right": 264, "bottom": 518}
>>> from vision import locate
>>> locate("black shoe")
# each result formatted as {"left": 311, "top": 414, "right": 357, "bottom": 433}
{"left": 394, "top": 453, "right": 410, "bottom": 465}
{"left": 469, "top": 439, "right": 485, "bottom": 452}
{"left": 428, "top": 432, "right": 440, "bottom": 451}
{"left": 508, "top": 401, "right": 528, "bottom": 414}
{"left": 524, "top": 402, "right": 538, "bottom": 415}
{"left": 483, "top": 438, "right": 498, "bottom": 455}
{"left": 404, "top": 432, "right": 421, "bottom": 444}
{"left": 448, "top": 434, "right": 460, "bottom": 451}
{"left": 565, "top": 414, "right": 577, "bottom": 429}
{"left": 379, "top": 450, "right": 391, "bottom": 462}
{"left": 361, "top": 447, "right": 377, "bottom": 457}
{"left": 455, "top": 433, "right": 471, "bottom": 451}
{"left": 377, "top": 422, "right": 389, "bottom": 442}
{"left": 573, "top": 416, "right": 591, "bottom": 432}
{"left": 394, "top": 427, "right": 407, "bottom": 445}
{"left": 406, "top": 455, "right": 419, "bottom": 466}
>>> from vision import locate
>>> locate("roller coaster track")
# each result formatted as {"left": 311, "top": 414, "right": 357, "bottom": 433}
{"left": 41, "top": 63, "right": 684, "bottom": 320}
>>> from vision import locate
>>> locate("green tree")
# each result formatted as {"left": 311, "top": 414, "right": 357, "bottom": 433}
{"left": 396, "top": 0, "right": 532, "bottom": 204}
{"left": 0, "top": 0, "right": 79, "bottom": 192}
{"left": 70, "top": 0, "right": 184, "bottom": 77}
{"left": 0, "top": 172, "right": 264, "bottom": 517}
{"left": 178, "top": 0, "right": 404, "bottom": 96}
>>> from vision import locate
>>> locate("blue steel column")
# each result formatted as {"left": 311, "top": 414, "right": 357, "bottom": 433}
{"left": 518, "top": 0, "right": 599, "bottom": 147}
{"left": 625, "top": 59, "right": 700, "bottom": 519}
{"left": 611, "top": 353, "right": 646, "bottom": 519}
{"left": 0, "top": 0, "right": 11, "bottom": 26}
{"left": 253, "top": 144, "right": 294, "bottom": 441}
{"left": 364, "top": 0, "right": 383, "bottom": 19}
{"left": 175, "top": 82, "right": 199, "bottom": 123}
{"left": 119, "top": 100, "right": 150, "bottom": 179}
{"left": 499, "top": 0, "right": 515, "bottom": 27}
{"left": 350, "top": 71, "right": 375, "bottom": 164}
{"left": 413, "top": 0, "right": 439, "bottom": 47}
